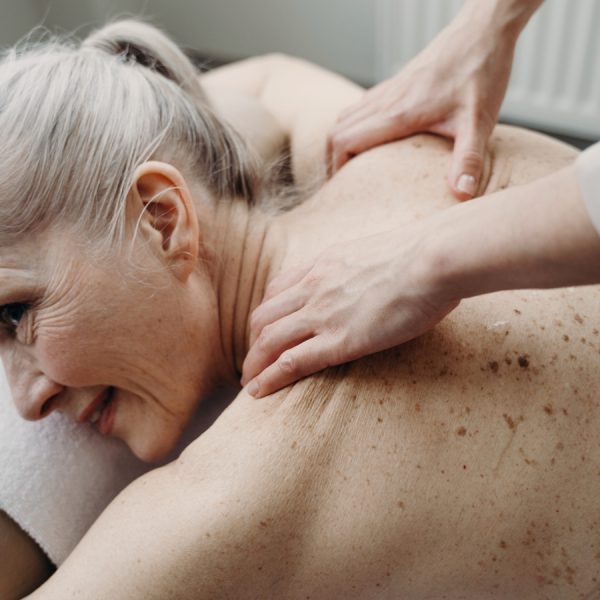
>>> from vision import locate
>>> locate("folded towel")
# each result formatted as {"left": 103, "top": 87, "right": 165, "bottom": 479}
{"left": 0, "top": 364, "right": 149, "bottom": 565}
{"left": 576, "top": 140, "right": 600, "bottom": 235}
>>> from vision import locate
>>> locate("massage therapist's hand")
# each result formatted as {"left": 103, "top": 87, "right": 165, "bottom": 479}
{"left": 328, "top": 0, "right": 533, "bottom": 199}
{"left": 241, "top": 228, "right": 459, "bottom": 397}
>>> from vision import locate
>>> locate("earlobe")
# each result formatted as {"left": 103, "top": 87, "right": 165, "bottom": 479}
{"left": 130, "top": 161, "right": 200, "bottom": 281}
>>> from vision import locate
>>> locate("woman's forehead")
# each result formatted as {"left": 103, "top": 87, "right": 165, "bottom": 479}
{"left": 0, "top": 242, "right": 39, "bottom": 268}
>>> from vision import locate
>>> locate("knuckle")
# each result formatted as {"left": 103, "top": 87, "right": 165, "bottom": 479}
{"left": 305, "top": 271, "right": 323, "bottom": 290}
{"left": 277, "top": 351, "right": 298, "bottom": 376}
{"left": 257, "top": 326, "right": 274, "bottom": 351}
{"left": 249, "top": 310, "right": 263, "bottom": 332}
{"left": 330, "top": 138, "right": 345, "bottom": 158}
{"left": 264, "top": 280, "right": 279, "bottom": 299}
{"left": 299, "top": 311, "right": 316, "bottom": 333}
{"left": 326, "top": 129, "right": 337, "bottom": 148}
{"left": 460, "top": 149, "right": 484, "bottom": 172}
{"left": 323, "top": 337, "right": 344, "bottom": 367}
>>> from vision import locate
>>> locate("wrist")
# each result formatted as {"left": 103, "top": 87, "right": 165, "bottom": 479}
{"left": 460, "top": 0, "right": 542, "bottom": 42}
{"left": 421, "top": 208, "right": 485, "bottom": 305}
{"left": 422, "top": 192, "right": 530, "bottom": 302}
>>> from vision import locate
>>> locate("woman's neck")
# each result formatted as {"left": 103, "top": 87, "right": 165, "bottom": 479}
{"left": 211, "top": 198, "right": 284, "bottom": 383}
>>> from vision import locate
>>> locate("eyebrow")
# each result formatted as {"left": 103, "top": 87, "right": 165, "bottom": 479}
{"left": 0, "top": 269, "right": 39, "bottom": 302}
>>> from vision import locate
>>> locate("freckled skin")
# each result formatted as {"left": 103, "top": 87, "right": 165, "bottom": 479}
{"left": 28, "top": 129, "right": 600, "bottom": 600}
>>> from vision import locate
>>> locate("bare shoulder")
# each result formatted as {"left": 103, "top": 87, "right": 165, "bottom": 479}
{"left": 484, "top": 124, "right": 579, "bottom": 191}
{"left": 201, "top": 53, "right": 364, "bottom": 184}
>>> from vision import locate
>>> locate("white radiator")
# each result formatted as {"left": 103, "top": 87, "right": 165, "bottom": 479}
{"left": 375, "top": 0, "right": 600, "bottom": 140}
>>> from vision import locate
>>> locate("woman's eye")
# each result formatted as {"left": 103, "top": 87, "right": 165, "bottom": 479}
{"left": 0, "top": 303, "right": 29, "bottom": 329}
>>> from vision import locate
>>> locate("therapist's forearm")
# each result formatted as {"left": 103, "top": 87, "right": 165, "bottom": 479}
{"left": 428, "top": 165, "right": 600, "bottom": 301}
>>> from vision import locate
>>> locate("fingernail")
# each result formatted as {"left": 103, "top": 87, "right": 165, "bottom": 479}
{"left": 457, "top": 174, "right": 477, "bottom": 197}
{"left": 247, "top": 380, "right": 259, "bottom": 397}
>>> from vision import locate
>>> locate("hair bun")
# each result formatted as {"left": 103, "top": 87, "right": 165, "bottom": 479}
{"left": 82, "top": 19, "right": 206, "bottom": 102}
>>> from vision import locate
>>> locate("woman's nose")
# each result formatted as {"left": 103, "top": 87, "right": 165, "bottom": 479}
{"left": 4, "top": 364, "right": 64, "bottom": 421}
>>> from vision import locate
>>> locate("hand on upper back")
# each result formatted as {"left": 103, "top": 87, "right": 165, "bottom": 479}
{"left": 327, "top": 8, "right": 517, "bottom": 200}
{"left": 241, "top": 226, "right": 459, "bottom": 397}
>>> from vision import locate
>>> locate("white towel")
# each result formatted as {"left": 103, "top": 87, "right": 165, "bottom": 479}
{"left": 0, "top": 364, "right": 149, "bottom": 566}
{"left": 576, "top": 140, "right": 600, "bottom": 235}
{"left": 0, "top": 362, "right": 232, "bottom": 566}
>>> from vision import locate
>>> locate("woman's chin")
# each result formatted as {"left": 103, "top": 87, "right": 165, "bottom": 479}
{"left": 125, "top": 425, "right": 183, "bottom": 464}
{"left": 129, "top": 437, "right": 177, "bottom": 464}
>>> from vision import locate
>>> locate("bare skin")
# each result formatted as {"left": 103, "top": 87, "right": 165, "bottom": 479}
{"left": 0, "top": 46, "right": 596, "bottom": 597}
{"left": 23, "top": 83, "right": 600, "bottom": 600}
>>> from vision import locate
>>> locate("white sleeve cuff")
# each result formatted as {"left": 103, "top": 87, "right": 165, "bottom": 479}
{"left": 575, "top": 141, "right": 600, "bottom": 235}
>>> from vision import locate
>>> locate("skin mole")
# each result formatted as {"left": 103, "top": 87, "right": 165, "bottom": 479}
{"left": 488, "top": 360, "right": 500, "bottom": 373}
{"left": 456, "top": 426, "right": 467, "bottom": 436}
{"left": 518, "top": 355, "right": 530, "bottom": 368}
{"left": 503, "top": 413, "right": 524, "bottom": 430}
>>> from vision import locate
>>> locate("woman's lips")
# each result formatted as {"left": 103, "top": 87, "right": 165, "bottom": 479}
{"left": 97, "top": 390, "right": 116, "bottom": 436}
{"left": 76, "top": 388, "right": 117, "bottom": 436}
{"left": 77, "top": 388, "right": 111, "bottom": 424}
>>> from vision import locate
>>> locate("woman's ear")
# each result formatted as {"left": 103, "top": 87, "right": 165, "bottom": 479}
{"left": 129, "top": 161, "right": 200, "bottom": 281}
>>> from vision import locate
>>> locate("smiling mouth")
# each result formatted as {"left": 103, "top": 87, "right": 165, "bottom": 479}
{"left": 89, "top": 390, "right": 113, "bottom": 424}
{"left": 78, "top": 387, "right": 114, "bottom": 424}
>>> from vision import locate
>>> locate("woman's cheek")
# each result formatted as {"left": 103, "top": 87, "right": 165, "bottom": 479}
{"left": 35, "top": 326, "right": 100, "bottom": 387}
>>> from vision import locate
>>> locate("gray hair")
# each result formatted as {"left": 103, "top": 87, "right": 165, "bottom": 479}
{"left": 0, "top": 19, "right": 261, "bottom": 251}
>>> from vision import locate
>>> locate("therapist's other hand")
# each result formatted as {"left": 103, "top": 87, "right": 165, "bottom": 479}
{"left": 241, "top": 229, "right": 459, "bottom": 397}
{"left": 327, "top": 6, "right": 517, "bottom": 200}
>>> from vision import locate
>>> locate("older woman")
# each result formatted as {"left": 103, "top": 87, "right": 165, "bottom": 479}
{"left": 1, "top": 19, "right": 600, "bottom": 600}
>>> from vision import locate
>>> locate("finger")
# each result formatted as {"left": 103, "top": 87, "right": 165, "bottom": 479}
{"left": 327, "top": 110, "right": 376, "bottom": 176}
{"left": 263, "top": 264, "right": 312, "bottom": 302}
{"left": 448, "top": 119, "right": 490, "bottom": 201}
{"left": 335, "top": 97, "right": 382, "bottom": 133}
{"left": 245, "top": 336, "right": 340, "bottom": 398}
{"left": 327, "top": 87, "right": 401, "bottom": 176}
{"left": 336, "top": 95, "right": 371, "bottom": 128}
{"left": 336, "top": 82, "right": 392, "bottom": 129}
{"left": 328, "top": 97, "right": 383, "bottom": 174}
{"left": 331, "top": 114, "right": 414, "bottom": 174}
{"left": 248, "top": 284, "right": 306, "bottom": 348}
{"left": 242, "top": 310, "right": 314, "bottom": 386}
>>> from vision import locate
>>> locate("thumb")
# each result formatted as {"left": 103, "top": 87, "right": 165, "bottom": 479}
{"left": 448, "top": 122, "right": 489, "bottom": 200}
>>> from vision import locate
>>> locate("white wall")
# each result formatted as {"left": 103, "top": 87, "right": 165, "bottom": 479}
{"left": 0, "top": 0, "right": 45, "bottom": 47}
{"left": 36, "top": 0, "right": 377, "bottom": 84}
{"left": 5, "top": 1, "right": 594, "bottom": 138}
{"left": 376, "top": 0, "right": 600, "bottom": 140}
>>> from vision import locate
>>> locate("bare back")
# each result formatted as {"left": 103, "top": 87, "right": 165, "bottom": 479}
{"left": 33, "top": 128, "right": 600, "bottom": 600}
